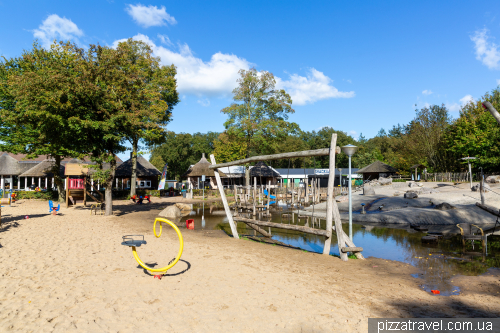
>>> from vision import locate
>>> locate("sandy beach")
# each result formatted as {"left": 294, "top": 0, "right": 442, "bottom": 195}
{"left": 1, "top": 198, "right": 499, "bottom": 332}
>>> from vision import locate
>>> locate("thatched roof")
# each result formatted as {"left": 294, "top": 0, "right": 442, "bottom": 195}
{"left": 183, "top": 153, "right": 226, "bottom": 177}
{"left": 357, "top": 160, "right": 398, "bottom": 174}
{"left": 115, "top": 156, "right": 161, "bottom": 177}
{"left": 19, "top": 159, "right": 64, "bottom": 177}
{"left": 249, "top": 161, "right": 280, "bottom": 178}
{"left": 0, "top": 153, "right": 21, "bottom": 175}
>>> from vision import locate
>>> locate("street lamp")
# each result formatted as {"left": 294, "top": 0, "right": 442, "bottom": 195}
{"left": 341, "top": 144, "right": 358, "bottom": 241}
{"left": 460, "top": 156, "right": 476, "bottom": 188}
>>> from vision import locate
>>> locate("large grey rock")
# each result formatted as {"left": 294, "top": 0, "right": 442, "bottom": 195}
{"left": 434, "top": 202, "right": 455, "bottom": 210}
{"left": 378, "top": 177, "right": 392, "bottom": 185}
{"left": 159, "top": 205, "right": 181, "bottom": 218}
{"left": 471, "top": 183, "right": 491, "bottom": 192}
{"left": 486, "top": 175, "right": 500, "bottom": 183}
{"left": 404, "top": 191, "right": 419, "bottom": 199}
{"left": 363, "top": 186, "right": 375, "bottom": 195}
{"left": 409, "top": 182, "right": 423, "bottom": 188}
{"left": 336, "top": 195, "right": 348, "bottom": 202}
{"left": 419, "top": 187, "right": 440, "bottom": 194}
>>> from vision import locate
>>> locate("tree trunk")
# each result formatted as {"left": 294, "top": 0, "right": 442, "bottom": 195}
{"left": 130, "top": 138, "right": 138, "bottom": 197}
{"left": 105, "top": 155, "right": 117, "bottom": 216}
{"left": 52, "top": 155, "right": 65, "bottom": 203}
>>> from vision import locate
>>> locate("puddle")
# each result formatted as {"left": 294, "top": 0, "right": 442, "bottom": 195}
{"left": 145, "top": 202, "right": 500, "bottom": 297}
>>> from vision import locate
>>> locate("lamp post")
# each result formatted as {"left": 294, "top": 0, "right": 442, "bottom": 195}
{"left": 341, "top": 144, "right": 358, "bottom": 241}
{"left": 460, "top": 157, "right": 476, "bottom": 188}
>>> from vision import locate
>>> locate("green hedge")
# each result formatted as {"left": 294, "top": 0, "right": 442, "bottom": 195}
{"left": 15, "top": 190, "right": 58, "bottom": 200}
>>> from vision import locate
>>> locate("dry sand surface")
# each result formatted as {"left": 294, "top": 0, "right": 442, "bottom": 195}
{"left": 1, "top": 199, "right": 499, "bottom": 332}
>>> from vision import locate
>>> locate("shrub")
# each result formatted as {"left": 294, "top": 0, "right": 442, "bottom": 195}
{"left": 16, "top": 190, "right": 57, "bottom": 200}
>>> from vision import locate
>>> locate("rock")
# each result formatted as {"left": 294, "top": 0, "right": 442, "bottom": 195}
{"left": 434, "top": 202, "right": 455, "bottom": 210}
{"left": 363, "top": 186, "right": 375, "bottom": 195}
{"left": 404, "top": 191, "right": 418, "bottom": 199}
{"left": 175, "top": 203, "right": 192, "bottom": 211}
{"left": 336, "top": 196, "right": 348, "bottom": 202}
{"left": 393, "top": 191, "right": 401, "bottom": 196}
{"left": 158, "top": 205, "right": 181, "bottom": 218}
{"left": 471, "top": 183, "right": 491, "bottom": 192}
{"left": 486, "top": 175, "right": 500, "bottom": 183}
{"left": 419, "top": 187, "right": 440, "bottom": 194}
{"left": 378, "top": 177, "right": 392, "bottom": 185}
{"left": 409, "top": 182, "right": 423, "bottom": 188}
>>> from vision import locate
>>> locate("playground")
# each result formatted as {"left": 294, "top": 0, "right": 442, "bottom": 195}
{"left": 0, "top": 198, "right": 499, "bottom": 332}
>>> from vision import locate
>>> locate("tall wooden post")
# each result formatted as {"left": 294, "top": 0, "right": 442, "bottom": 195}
{"left": 210, "top": 154, "right": 239, "bottom": 239}
{"left": 253, "top": 177, "right": 257, "bottom": 216}
{"left": 324, "top": 134, "right": 348, "bottom": 260}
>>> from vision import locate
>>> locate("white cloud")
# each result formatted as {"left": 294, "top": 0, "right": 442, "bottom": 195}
{"left": 125, "top": 4, "right": 176, "bottom": 28}
{"left": 197, "top": 98, "right": 210, "bottom": 107}
{"left": 111, "top": 34, "right": 353, "bottom": 103}
{"left": 447, "top": 94, "right": 474, "bottom": 112}
{"left": 276, "top": 68, "right": 355, "bottom": 105}
{"left": 158, "top": 34, "right": 173, "bottom": 46}
{"left": 33, "top": 14, "right": 84, "bottom": 48}
{"left": 422, "top": 90, "right": 433, "bottom": 95}
{"left": 471, "top": 28, "right": 500, "bottom": 69}
{"left": 113, "top": 34, "right": 251, "bottom": 96}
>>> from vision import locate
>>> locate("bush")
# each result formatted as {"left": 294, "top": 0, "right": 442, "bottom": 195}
{"left": 16, "top": 190, "right": 57, "bottom": 200}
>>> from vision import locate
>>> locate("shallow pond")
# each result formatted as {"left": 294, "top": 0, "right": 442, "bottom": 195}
{"left": 176, "top": 202, "right": 500, "bottom": 296}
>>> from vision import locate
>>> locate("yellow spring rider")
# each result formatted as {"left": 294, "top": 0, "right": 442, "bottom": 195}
{"left": 121, "top": 218, "right": 184, "bottom": 278}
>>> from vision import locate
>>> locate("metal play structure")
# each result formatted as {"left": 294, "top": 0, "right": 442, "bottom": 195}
{"left": 208, "top": 133, "right": 364, "bottom": 261}
{"left": 121, "top": 218, "right": 184, "bottom": 276}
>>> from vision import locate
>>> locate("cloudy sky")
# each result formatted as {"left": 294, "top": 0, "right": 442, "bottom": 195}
{"left": 1, "top": 1, "right": 500, "bottom": 160}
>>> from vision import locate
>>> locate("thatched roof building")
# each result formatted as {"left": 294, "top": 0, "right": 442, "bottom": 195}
{"left": 115, "top": 156, "right": 161, "bottom": 177}
{"left": 249, "top": 161, "right": 280, "bottom": 178}
{"left": 19, "top": 159, "right": 64, "bottom": 177}
{"left": 356, "top": 160, "right": 398, "bottom": 181}
{"left": 0, "top": 153, "right": 21, "bottom": 175}
{"left": 183, "top": 153, "right": 226, "bottom": 178}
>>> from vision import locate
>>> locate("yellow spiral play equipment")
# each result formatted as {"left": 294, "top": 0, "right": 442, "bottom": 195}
{"left": 122, "top": 218, "right": 184, "bottom": 274}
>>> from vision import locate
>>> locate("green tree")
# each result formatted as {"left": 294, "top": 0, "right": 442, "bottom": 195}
{"left": 221, "top": 68, "right": 298, "bottom": 158}
{"left": 446, "top": 88, "right": 500, "bottom": 172}
{"left": 116, "top": 39, "right": 179, "bottom": 197}
{"left": 0, "top": 42, "right": 90, "bottom": 201}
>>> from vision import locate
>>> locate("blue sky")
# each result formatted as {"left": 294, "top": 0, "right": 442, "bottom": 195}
{"left": 1, "top": 1, "right": 500, "bottom": 161}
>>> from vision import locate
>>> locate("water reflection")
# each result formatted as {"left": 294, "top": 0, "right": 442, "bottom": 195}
{"left": 179, "top": 203, "right": 500, "bottom": 295}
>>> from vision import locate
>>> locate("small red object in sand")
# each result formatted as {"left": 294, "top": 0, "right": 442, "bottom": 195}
{"left": 186, "top": 219, "right": 194, "bottom": 230}
{"left": 25, "top": 216, "right": 29, "bottom": 219}
{"left": 154, "top": 275, "right": 162, "bottom": 280}
{"left": 431, "top": 290, "right": 440, "bottom": 294}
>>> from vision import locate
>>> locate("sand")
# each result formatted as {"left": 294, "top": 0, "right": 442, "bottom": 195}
{"left": 1, "top": 198, "right": 499, "bottom": 332}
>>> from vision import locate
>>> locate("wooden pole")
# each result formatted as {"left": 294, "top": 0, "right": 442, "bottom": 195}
{"left": 246, "top": 222, "right": 272, "bottom": 237}
{"left": 324, "top": 134, "right": 345, "bottom": 258}
{"left": 480, "top": 168, "right": 485, "bottom": 205}
{"left": 210, "top": 154, "right": 239, "bottom": 239}
{"left": 234, "top": 217, "right": 329, "bottom": 236}
{"left": 476, "top": 202, "right": 500, "bottom": 217}
{"left": 253, "top": 177, "right": 256, "bottom": 216}
{"left": 209, "top": 147, "right": 341, "bottom": 169}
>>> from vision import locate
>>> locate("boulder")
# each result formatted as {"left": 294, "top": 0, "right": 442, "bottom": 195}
{"left": 409, "top": 182, "right": 423, "bottom": 188}
{"left": 393, "top": 191, "right": 401, "bottom": 196}
{"left": 378, "top": 177, "right": 392, "bottom": 185}
{"left": 175, "top": 203, "right": 192, "bottom": 212}
{"left": 471, "top": 183, "right": 491, "bottom": 192}
{"left": 336, "top": 196, "right": 349, "bottom": 202}
{"left": 363, "top": 186, "right": 376, "bottom": 195}
{"left": 419, "top": 187, "right": 440, "bottom": 194}
{"left": 404, "top": 191, "right": 419, "bottom": 199}
{"left": 486, "top": 175, "right": 500, "bottom": 183}
{"left": 434, "top": 202, "right": 455, "bottom": 210}
{"left": 158, "top": 205, "right": 181, "bottom": 218}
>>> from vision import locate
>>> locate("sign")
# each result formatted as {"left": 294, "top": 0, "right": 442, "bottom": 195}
{"left": 158, "top": 163, "right": 168, "bottom": 190}
{"left": 314, "top": 169, "right": 329, "bottom": 175}
{"left": 201, "top": 175, "right": 206, "bottom": 182}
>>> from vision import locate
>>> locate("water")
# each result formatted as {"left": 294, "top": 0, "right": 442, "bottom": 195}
{"left": 171, "top": 203, "right": 500, "bottom": 296}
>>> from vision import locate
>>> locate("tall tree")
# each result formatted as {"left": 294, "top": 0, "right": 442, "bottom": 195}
{"left": 0, "top": 42, "right": 89, "bottom": 201}
{"left": 221, "top": 68, "right": 298, "bottom": 158}
{"left": 116, "top": 39, "right": 179, "bottom": 197}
